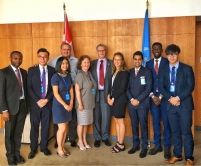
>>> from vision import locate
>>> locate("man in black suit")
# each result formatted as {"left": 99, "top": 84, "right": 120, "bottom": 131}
{"left": 0, "top": 51, "right": 29, "bottom": 166}
{"left": 159, "top": 44, "right": 195, "bottom": 166}
{"left": 27, "top": 48, "right": 55, "bottom": 159}
{"left": 90, "top": 44, "right": 112, "bottom": 147}
{"left": 126, "top": 51, "right": 152, "bottom": 158}
{"left": 146, "top": 42, "right": 171, "bottom": 159}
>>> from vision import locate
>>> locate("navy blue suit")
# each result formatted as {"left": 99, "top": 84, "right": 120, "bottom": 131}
{"left": 146, "top": 57, "right": 171, "bottom": 148}
{"left": 159, "top": 62, "right": 195, "bottom": 160}
{"left": 27, "top": 65, "right": 55, "bottom": 151}
{"left": 126, "top": 66, "right": 152, "bottom": 149}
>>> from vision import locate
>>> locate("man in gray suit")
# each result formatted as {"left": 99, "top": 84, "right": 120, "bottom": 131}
{"left": 0, "top": 51, "right": 29, "bottom": 166}
{"left": 90, "top": 44, "right": 112, "bottom": 147}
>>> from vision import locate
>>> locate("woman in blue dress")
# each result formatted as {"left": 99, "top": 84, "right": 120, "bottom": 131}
{"left": 51, "top": 57, "right": 74, "bottom": 158}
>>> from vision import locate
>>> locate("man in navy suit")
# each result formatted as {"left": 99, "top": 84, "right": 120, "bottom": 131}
{"left": 27, "top": 48, "right": 55, "bottom": 159}
{"left": 146, "top": 42, "right": 171, "bottom": 159}
{"left": 159, "top": 44, "right": 195, "bottom": 166}
{"left": 0, "top": 51, "right": 29, "bottom": 166}
{"left": 126, "top": 51, "right": 152, "bottom": 158}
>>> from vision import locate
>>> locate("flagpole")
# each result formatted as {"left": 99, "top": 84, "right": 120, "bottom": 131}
{"left": 63, "top": 3, "right": 66, "bottom": 13}
{"left": 146, "top": 0, "right": 149, "bottom": 9}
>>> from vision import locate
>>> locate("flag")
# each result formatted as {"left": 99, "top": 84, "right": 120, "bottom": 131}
{"left": 142, "top": 9, "right": 150, "bottom": 66}
{"left": 62, "top": 12, "right": 75, "bottom": 56}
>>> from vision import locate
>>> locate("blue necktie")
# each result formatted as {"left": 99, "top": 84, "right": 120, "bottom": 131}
{"left": 41, "top": 67, "right": 46, "bottom": 99}
{"left": 171, "top": 66, "right": 175, "bottom": 84}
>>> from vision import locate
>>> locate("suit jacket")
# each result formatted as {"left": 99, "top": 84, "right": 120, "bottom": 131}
{"left": 90, "top": 59, "right": 112, "bottom": 103}
{"left": 126, "top": 66, "right": 152, "bottom": 109}
{"left": 109, "top": 70, "right": 129, "bottom": 103}
{"left": 146, "top": 57, "right": 169, "bottom": 95}
{"left": 27, "top": 65, "right": 55, "bottom": 110}
{"left": 159, "top": 62, "right": 195, "bottom": 112}
{"left": 0, "top": 65, "right": 28, "bottom": 115}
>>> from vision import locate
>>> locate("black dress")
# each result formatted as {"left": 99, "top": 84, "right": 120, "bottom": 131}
{"left": 110, "top": 70, "right": 129, "bottom": 118}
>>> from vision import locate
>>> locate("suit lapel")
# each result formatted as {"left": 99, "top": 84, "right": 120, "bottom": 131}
{"left": 175, "top": 63, "right": 182, "bottom": 91}
{"left": 105, "top": 59, "right": 111, "bottom": 78}
{"left": 93, "top": 60, "right": 98, "bottom": 81}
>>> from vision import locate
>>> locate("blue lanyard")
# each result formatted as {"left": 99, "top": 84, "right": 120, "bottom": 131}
{"left": 60, "top": 75, "right": 69, "bottom": 91}
{"left": 82, "top": 70, "right": 91, "bottom": 81}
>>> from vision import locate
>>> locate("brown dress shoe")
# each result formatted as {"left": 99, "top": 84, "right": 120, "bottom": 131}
{"left": 166, "top": 156, "right": 183, "bottom": 164}
{"left": 186, "top": 159, "right": 194, "bottom": 166}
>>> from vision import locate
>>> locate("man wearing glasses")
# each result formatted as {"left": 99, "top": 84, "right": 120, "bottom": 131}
{"left": 159, "top": 44, "right": 195, "bottom": 166}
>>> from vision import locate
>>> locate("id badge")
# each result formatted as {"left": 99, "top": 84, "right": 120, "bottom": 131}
{"left": 41, "top": 87, "right": 44, "bottom": 93}
{"left": 170, "top": 84, "right": 175, "bottom": 93}
{"left": 140, "top": 76, "right": 146, "bottom": 85}
{"left": 92, "top": 88, "right": 96, "bottom": 95}
{"left": 66, "top": 93, "right": 70, "bottom": 100}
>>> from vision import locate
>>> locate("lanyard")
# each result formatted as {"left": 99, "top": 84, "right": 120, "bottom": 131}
{"left": 61, "top": 75, "right": 69, "bottom": 91}
{"left": 82, "top": 70, "right": 91, "bottom": 81}
{"left": 40, "top": 69, "right": 46, "bottom": 86}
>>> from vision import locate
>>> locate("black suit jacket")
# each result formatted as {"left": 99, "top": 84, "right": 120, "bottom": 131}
{"left": 90, "top": 59, "right": 112, "bottom": 103}
{"left": 27, "top": 65, "right": 55, "bottom": 110}
{"left": 126, "top": 66, "right": 152, "bottom": 109}
{"left": 0, "top": 65, "right": 28, "bottom": 115}
{"left": 159, "top": 62, "right": 195, "bottom": 112}
{"left": 109, "top": 70, "right": 129, "bottom": 103}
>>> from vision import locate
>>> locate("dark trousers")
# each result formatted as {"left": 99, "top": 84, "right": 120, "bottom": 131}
{"left": 5, "top": 99, "right": 27, "bottom": 158}
{"left": 30, "top": 107, "right": 51, "bottom": 150}
{"left": 167, "top": 106, "right": 194, "bottom": 161}
{"left": 151, "top": 101, "right": 171, "bottom": 148}
{"left": 128, "top": 104, "right": 148, "bottom": 149}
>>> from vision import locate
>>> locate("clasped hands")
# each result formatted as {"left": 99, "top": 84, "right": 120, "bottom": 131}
{"left": 107, "top": 95, "right": 114, "bottom": 106}
{"left": 168, "top": 97, "right": 180, "bottom": 106}
{"left": 64, "top": 103, "right": 73, "bottom": 112}
{"left": 152, "top": 96, "right": 161, "bottom": 106}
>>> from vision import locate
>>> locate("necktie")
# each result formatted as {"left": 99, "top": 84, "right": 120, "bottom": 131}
{"left": 15, "top": 69, "right": 22, "bottom": 96}
{"left": 171, "top": 66, "right": 175, "bottom": 84}
{"left": 99, "top": 60, "right": 104, "bottom": 86}
{"left": 155, "top": 59, "right": 159, "bottom": 74}
{"left": 135, "top": 69, "right": 138, "bottom": 77}
{"left": 41, "top": 67, "right": 46, "bottom": 99}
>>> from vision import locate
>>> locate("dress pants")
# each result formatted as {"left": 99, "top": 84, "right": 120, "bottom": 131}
{"left": 128, "top": 104, "right": 148, "bottom": 149}
{"left": 151, "top": 101, "right": 171, "bottom": 148}
{"left": 167, "top": 106, "right": 194, "bottom": 160}
{"left": 5, "top": 99, "right": 27, "bottom": 158}
{"left": 30, "top": 107, "right": 51, "bottom": 150}
{"left": 93, "top": 91, "right": 111, "bottom": 140}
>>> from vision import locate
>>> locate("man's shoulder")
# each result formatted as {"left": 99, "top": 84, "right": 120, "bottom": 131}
{"left": 47, "top": 65, "right": 55, "bottom": 71}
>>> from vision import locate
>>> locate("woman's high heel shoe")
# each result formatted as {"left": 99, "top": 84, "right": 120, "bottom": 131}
{"left": 56, "top": 151, "right": 67, "bottom": 158}
{"left": 77, "top": 143, "right": 86, "bottom": 151}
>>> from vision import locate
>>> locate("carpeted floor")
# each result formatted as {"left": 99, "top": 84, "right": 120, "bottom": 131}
{"left": 0, "top": 132, "right": 201, "bottom": 166}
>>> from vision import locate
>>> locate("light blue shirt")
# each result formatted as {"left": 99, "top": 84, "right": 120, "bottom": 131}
{"left": 48, "top": 55, "right": 78, "bottom": 84}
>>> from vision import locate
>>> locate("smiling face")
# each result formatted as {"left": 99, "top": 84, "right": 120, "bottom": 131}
{"left": 113, "top": 55, "right": 123, "bottom": 70}
{"left": 81, "top": 57, "right": 90, "bottom": 72}
{"left": 38, "top": 52, "right": 49, "bottom": 66}
{"left": 152, "top": 44, "right": 163, "bottom": 59}
{"left": 133, "top": 55, "right": 143, "bottom": 68}
{"left": 61, "top": 44, "right": 71, "bottom": 59}
{"left": 167, "top": 52, "right": 179, "bottom": 66}
{"left": 10, "top": 53, "right": 23, "bottom": 68}
{"left": 60, "top": 59, "right": 69, "bottom": 73}
{"left": 97, "top": 46, "right": 106, "bottom": 59}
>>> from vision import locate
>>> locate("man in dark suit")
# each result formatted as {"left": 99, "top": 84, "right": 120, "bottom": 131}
{"left": 126, "top": 51, "right": 152, "bottom": 158}
{"left": 90, "top": 43, "right": 112, "bottom": 147}
{"left": 159, "top": 44, "right": 195, "bottom": 166}
{"left": 27, "top": 48, "right": 55, "bottom": 159}
{"left": 0, "top": 51, "right": 29, "bottom": 166}
{"left": 146, "top": 42, "right": 171, "bottom": 159}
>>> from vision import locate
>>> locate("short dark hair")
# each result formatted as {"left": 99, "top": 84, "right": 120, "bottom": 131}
{"left": 37, "top": 48, "right": 50, "bottom": 56}
{"left": 10, "top": 51, "right": 23, "bottom": 58}
{"left": 152, "top": 42, "right": 162, "bottom": 48}
{"left": 165, "top": 44, "right": 180, "bottom": 55}
{"left": 133, "top": 51, "right": 143, "bottom": 60}
{"left": 55, "top": 57, "right": 71, "bottom": 74}
{"left": 77, "top": 55, "right": 91, "bottom": 70}
{"left": 60, "top": 43, "right": 71, "bottom": 49}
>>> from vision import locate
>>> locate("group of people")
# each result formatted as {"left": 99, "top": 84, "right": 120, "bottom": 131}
{"left": 0, "top": 42, "right": 195, "bottom": 166}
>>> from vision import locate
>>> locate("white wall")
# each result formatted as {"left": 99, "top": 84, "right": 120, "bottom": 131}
{"left": 0, "top": 0, "right": 201, "bottom": 24}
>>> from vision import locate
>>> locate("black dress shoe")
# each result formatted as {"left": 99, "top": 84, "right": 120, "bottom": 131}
{"left": 128, "top": 146, "right": 140, "bottom": 154}
{"left": 139, "top": 149, "right": 148, "bottom": 158}
{"left": 28, "top": 150, "right": 37, "bottom": 159}
{"left": 149, "top": 146, "right": 163, "bottom": 155}
{"left": 94, "top": 140, "right": 101, "bottom": 147}
{"left": 7, "top": 157, "right": 17, "bottom": 166}
{"left": 70, "top": 140, "right": 77, "bottom": 147}
{"left": 102, "top": 139, "right": 111, "bottom": 146}
{"left": 15, "top": 154, "right": 25, "bottom": 164}
{"left": 164, "top": 147, "right": 171, "bottom": 159}
{"left": 54, "top": 141, "right": 58, "bottom": 149}
{"left": 40, "top": 149, "right": 51, "bottom": 156}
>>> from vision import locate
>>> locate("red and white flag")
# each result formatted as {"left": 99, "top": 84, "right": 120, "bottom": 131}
{"left": 62, "top": 12, "right": 75, "bottom": 56}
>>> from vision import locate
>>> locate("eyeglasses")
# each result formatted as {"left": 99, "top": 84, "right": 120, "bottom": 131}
{"left": 167, "top": 53, "right": 178, "bottom": 57}
{"left": 38, "top": 56, "right": 48, "bottom": 59}
{"left": 97, "top": 50, "right": 105, "bottom": 52}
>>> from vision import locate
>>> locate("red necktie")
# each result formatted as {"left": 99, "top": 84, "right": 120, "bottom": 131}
{"left": 155, "top": 59, "right": 158, "bottom": 74}
{"left": 15, "top": 69, "right": 22, "bottom": 96}
{"left": 99, "top": 60, "right": 104, "bottom": 86}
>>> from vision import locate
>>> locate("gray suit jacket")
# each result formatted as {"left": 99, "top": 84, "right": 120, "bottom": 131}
{"left": 0, "top": 65, "right": 29, "bottom": 115}
{"left": 90, "top": 59, "right": 112, "bottom": 103}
